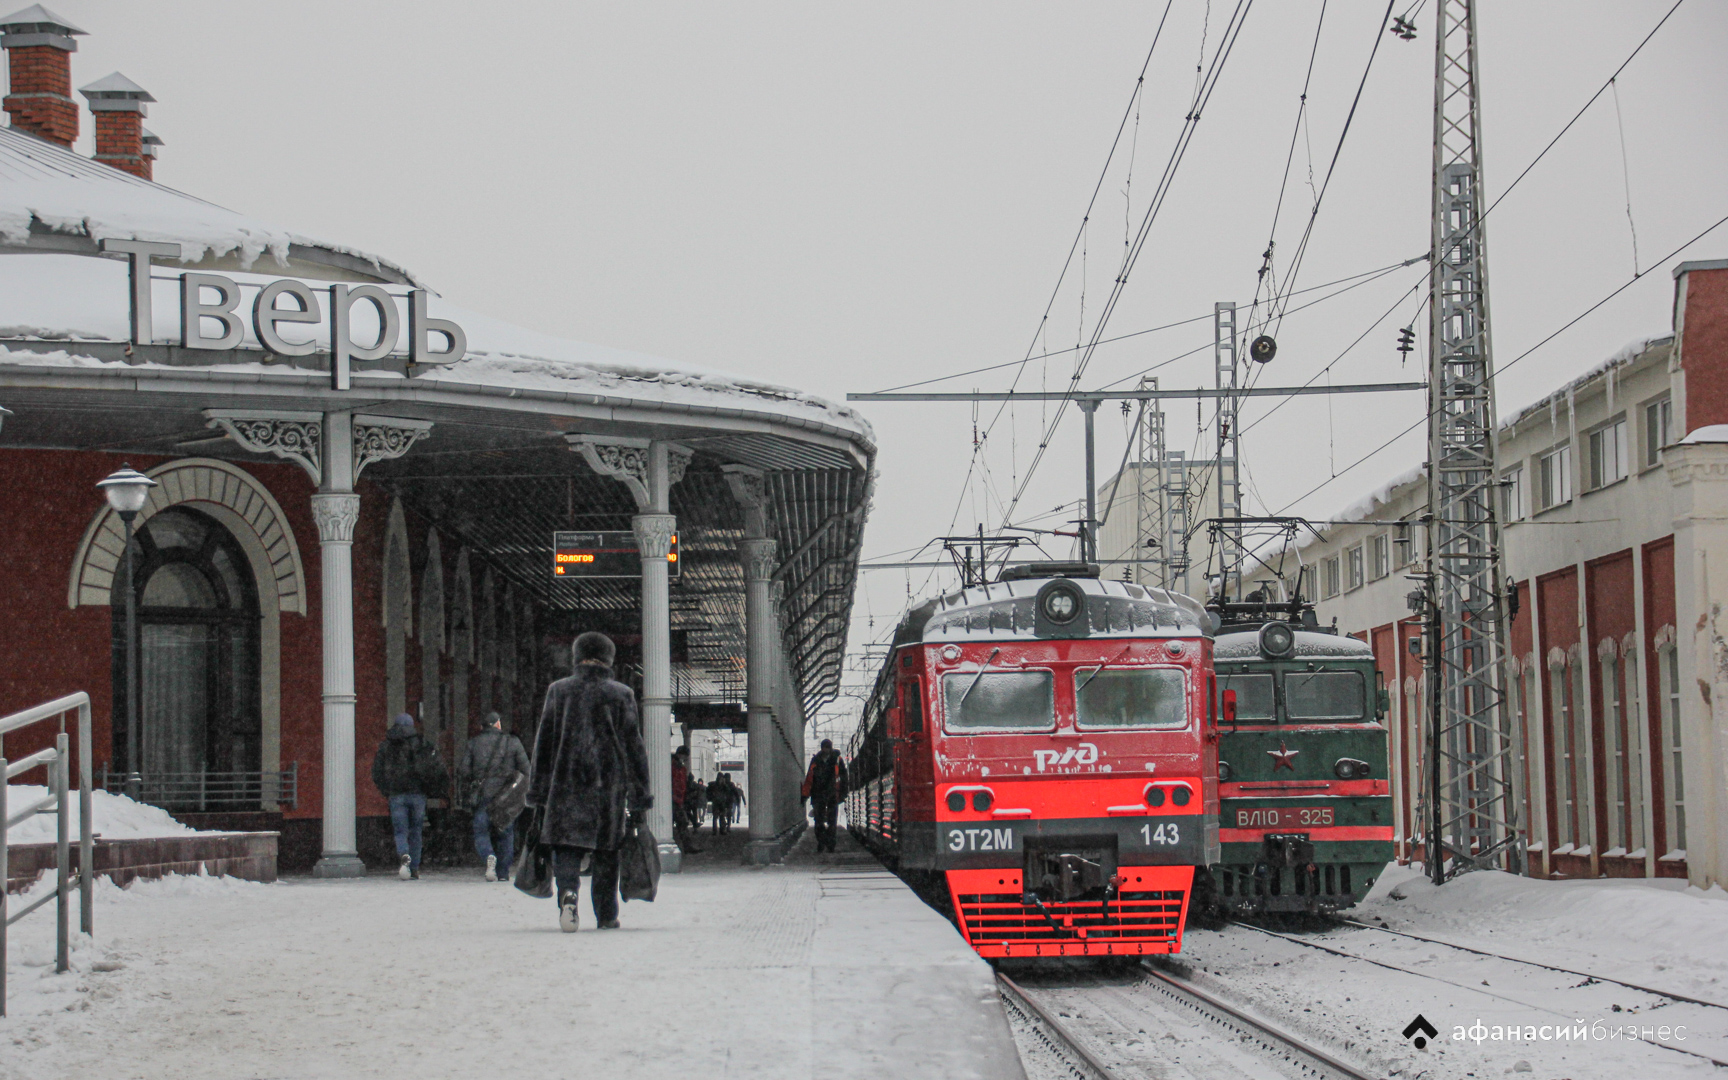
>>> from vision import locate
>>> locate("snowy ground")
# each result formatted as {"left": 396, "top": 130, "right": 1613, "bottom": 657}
{"left": 5, "top": 785, "right": 206, "bottom": 844}
{"left": 1, "top": 830, "right": 1024, "bottom": 1080}
{"left": 1173, "top": 863, "right": 1728, "bottom": 1078}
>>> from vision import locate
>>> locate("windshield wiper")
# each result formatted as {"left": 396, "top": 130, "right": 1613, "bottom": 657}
{"left": 1076, "top": 645, "right": 1133, "bottom": 692}
{"left": 956, "top": 647, "right": 1002, "bottom": 707}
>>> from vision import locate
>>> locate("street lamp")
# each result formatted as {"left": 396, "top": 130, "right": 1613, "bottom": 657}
{"left": 97, "top": 465, "right": 157, "bottom": 800}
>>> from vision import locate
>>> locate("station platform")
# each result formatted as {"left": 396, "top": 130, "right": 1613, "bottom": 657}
{"left": 5, "top": 825, "right": 1027, "bottom": 1080}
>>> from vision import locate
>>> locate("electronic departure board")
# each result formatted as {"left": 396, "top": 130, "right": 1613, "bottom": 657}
{"left": 551, "top": 531, "right": 679, "bottom": 580}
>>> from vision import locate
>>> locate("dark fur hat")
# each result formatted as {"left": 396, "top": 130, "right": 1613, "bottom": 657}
{"left": 573, "top": 631, "right": 615, "bottom": 667}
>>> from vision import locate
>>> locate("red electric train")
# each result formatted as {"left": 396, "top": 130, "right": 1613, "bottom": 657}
{"left": 845, "top": 563, "right": 1221, "bottom": 959}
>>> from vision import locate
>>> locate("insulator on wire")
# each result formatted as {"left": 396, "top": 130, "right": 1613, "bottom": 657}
{"left": 1396, "top": 326, "right": 1416, "bottom": 358}
{"left": 1390, "top": 16, "right": 1417, "bottom": 40}
{"left": 1249, "top": 335, "right": 1277, "bottom": 363}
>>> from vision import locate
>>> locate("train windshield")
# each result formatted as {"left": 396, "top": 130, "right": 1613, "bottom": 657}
{"left": 941, "top": 670, "right": 1054, "bottom": 731}
{"left": 1285, "top": 670, "right": 1366, "bottom": 720}
{"left": 1074, "top": 668, "right": 1187, "bottom": 729}
{"left": 1218, "top": 672, "right": 1274, "bottom": 720}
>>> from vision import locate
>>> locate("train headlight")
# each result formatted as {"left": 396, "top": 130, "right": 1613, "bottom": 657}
{"left": 1218, "top": 760, "right": 1233, "bottom": 782}
{"left": 1145, "top": 786, "right": 1166, "bottom": 808}
{"left": 1171, "top": 785, "right": 1192, "bottom": 807}
{"left": 1041, "top": 585, "right": 1081, "bottom": 624}
{"left": 1257, "top": 621, "right": 1296, "bottom": 659}
{"left": 972, "top": 790, "right": 993, "bottom": 812}
{"left": 1334, "top": 757, "right": 1371, "bottom": 780}
{"left": 946, "top": 791, "right": 966, "bottom": 812}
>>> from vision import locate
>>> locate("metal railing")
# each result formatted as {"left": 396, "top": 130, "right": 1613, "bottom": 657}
{"left": 96, "top": 763, "right": 297, "bottom": 812}
{"left": 1, "top": 692, "right": 94, "bottom": 1017}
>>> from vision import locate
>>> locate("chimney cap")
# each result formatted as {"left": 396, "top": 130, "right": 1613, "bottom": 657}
{"left": 80, "top": 71, "right": 156, "bottom": 101}
{"left": 140, "top": 126, "right": 163, "bottom": 158}
{"left": 0, "top": 3, "right": 86, "bottom": 35}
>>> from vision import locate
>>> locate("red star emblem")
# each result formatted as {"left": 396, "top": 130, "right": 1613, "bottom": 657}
{"left": 1267, "top": 741, "right": 1300, "bottom": 771}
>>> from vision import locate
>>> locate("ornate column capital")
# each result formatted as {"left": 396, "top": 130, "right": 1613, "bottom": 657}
{"left": 352, "top": 415, "right": 433, "bottom": 481}
{"left": 310, "top": 493, "right": 361, "bottom": 544}
{"left": 722, "top": 463, "right": 774, "bottom": 538}
{"left": 738, "top": 537, "right": 778, "bottom": 582}
{"left": 204, "top": 409, "right": 323, "bottom": 484}
{"left": 633, "top": 513, "right": 677, "bottom": 560}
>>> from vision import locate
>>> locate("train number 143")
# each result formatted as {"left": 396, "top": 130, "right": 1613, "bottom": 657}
{"left": 1140, "top": 822, "right": 1180, "bottom": 846}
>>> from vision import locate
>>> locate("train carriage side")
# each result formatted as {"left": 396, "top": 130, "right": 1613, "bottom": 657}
{"left": 1209, "top": 626, "right": 1395, "bottom": 913}
{"left": 851, "top": 567, "right": 1222, "bottom": 959}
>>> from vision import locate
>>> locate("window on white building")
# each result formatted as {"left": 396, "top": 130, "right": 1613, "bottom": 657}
{"left": 1644, "top": 396, "right": 1672, "bottom": 469}
{"left": 1570, "top": 653, "right": 1593, "bottom": 855}
{"left": 1502, "top": 466, "right": 1526, "bottom": 522}
{"left": 1588, "top": 416, "right": 1629, "bottom": 490}
{"left": 1536, "top": 444, "right": 1571, "bottom": 511}
{"left": 1392, "top": 523, "right": 1413, "bottom": 568}
{"left": 1658, "top": 641, "right": 1686, "bottom": 855}
{"left": 1346, "top": 545, "right": 1365, "bottom": 591}
{"left": 1622, "top": 645, "right": 1645, "bottom": 854}
{"left": 1550, "top": 653, "right": 1573, "bottom": 850}
{"left": 1602, "top": 643, "right": 1626, "bottom": 854}
{"left": 1369, "top": 534, "right": 1390, "bottom": 581}
{"left": 1323, "top": 556, "right": 1341, "bottom": 599}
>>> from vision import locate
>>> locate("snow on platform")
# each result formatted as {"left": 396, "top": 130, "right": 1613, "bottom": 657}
{"left": 1, "top": 830, "right": 1026, "bottom": 1080}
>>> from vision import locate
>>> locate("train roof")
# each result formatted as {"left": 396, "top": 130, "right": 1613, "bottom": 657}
{"left": 1214, "top": 628, "right": 1374, "bottom": 661}
{"left": 892, "top": 575, "right": 1209, "bottom": 646}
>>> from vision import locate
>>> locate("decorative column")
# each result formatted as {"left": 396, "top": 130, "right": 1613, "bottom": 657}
{"left": 207, "top": 409, "right": 431, "bottom": 878}
{"left": 572, "top": 435, "right": 691, "bottom": 871}
{"left": 725, "top": 465, "right": 784, "bottom": 864}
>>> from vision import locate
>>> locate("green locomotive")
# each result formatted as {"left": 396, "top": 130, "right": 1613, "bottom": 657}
{"left": 1202, "top": 606, "right": 1395, "bottom": 914}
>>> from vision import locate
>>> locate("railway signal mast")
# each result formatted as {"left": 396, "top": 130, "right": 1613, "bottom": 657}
{"left": 1419, "top": 0, "right": 1522, "bottom": 884}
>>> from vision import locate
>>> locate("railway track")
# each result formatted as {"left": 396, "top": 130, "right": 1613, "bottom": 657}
{"left": 997, "top": 965, "right": 1378, "bottom": 1080}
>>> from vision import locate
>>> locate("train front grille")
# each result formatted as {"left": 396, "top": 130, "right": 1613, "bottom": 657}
{"left": 956, "top": 891, "right": 1184, "bottom": 943}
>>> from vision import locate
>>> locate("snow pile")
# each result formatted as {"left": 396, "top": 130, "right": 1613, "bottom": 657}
{"left": 4, "top": 784, "right": 207, "bottom": 844}
{"left": 1680, "top": 424, "right": 1728, "bottom": 445}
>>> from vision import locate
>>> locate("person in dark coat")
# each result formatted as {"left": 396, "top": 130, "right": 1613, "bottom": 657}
{"left": 459, "top": 711, "right": 531, "bottom": 882}
{"left": 707, "top": 773, "right": 734, "bottom": 835}
{"left": 802, "top": 738, "right": 848, "bottom": 853}
{"left": 371, "top": 713, "right": 448, "bottom": 880}
{"left": 669, "top": 746, "right": 702, "bottom": 854}
{"left": 528, "top": 631, "right": 652, "bottom": 932}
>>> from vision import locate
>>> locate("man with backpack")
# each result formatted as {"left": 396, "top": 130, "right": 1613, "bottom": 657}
{"left": 370, "top": 713, "right": 449, "bottom": 880}
{"left": 459, "top": 711, "right": 530, "bottom": 881}
{"left": 801, "top": 738, "right": 847, "bottom": 853}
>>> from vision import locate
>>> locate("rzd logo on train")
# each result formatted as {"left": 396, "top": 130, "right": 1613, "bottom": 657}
{"left": 1033, "top": 742, "right": 1100, "bottom": 772}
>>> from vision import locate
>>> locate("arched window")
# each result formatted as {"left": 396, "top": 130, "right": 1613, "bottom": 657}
{"left": 113, "top": 507, "right": 261, "bottom": 806}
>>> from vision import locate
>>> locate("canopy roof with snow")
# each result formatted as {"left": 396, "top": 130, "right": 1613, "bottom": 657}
{"left": 0, "top": 124, "right": 873, "bottom": 713}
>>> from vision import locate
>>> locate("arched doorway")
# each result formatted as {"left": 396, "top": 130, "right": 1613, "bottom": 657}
{"left": 112, "top": 507, "right": 262, "bottom": 808}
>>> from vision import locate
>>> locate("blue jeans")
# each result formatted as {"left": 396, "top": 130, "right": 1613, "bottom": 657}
{"left": 472, "top": 805, "right": 515, "bottom": 875}
{"left": 390, "top": 793, "right": 427, "bottom": 870}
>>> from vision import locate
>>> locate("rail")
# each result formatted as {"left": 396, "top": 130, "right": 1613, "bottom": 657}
{"left": 0, "top": 692, "right": 94, "bottom": 1018}
{"left": 996, "top": 970, "right": 1120, "bottom": 1080}
{"left": 96, "top": 762, "right": 298, "bottom": 812}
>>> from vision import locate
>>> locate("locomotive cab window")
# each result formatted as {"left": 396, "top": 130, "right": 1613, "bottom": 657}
{"left": 941, "top": 670, "right": 1054, "bottom": 731}
{"left": 1074, "top": 668, "right": 1186, "bottom": 729}
{"left": 1218, "top": 673, "right": 1274, "bottom": 721}
{"left": 900, "top": 680, "right": 924, "bottom": 734}
{"left": 1285, "top": 670, "right": 1366, "bottom": 720}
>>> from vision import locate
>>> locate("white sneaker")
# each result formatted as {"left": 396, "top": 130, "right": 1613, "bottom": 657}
{"left": 485, "top": 854, "right": 498, "bottom": 882}
{"left": 398, "top": 853, "right": 412, "bottom": 880}
{"left": 558, "top": 890, "right": 580, "bottom": 933}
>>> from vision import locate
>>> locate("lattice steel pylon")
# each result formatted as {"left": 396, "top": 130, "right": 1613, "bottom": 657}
{"left": 1215, "top": 302, "right": 1242, "bottom": 599}
{"left": 1132, "top": 377, "right": 1168, "bottom": 588}
{"left": 1420, "top": 0, "right": 1522, "bottom": 883}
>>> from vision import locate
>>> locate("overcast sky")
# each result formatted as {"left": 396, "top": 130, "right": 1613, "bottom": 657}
{"left": 44, "top": 0, "right": 1727, "bottom": 732}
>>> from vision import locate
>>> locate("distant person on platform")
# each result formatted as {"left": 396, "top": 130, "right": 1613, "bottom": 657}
{"left": 527, "top": 631, "right": 653, "bottom": 932}
{"left": 460, "top": 711, "right": 530, "bottom": 882}
{"left": 802, "top": 739, "right": 848, "bottom": 853}
{"left": 670, "top": 746, "right": 702, "bottom": 854}
{"left": 708, "top": 772, "right": 737, "bottom": 836}
{"left": 370, "top": 713, "right": 449, "bottom": 880}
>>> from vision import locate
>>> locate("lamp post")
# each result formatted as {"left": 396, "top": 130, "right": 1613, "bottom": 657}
{"left": 96, "top": 465, "right": 157, "bottom": 799}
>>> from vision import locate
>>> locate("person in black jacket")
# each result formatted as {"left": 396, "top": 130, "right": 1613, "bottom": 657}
{"left": 802, "top": 739, "right": 848, "bottom": 853}
{"left": 371, "top": 713, "right": 448, "bottom": 880}
{"left": 527, "top": 632, "right": 652, "bottom": 932}
{"left": 459, "top": 712, "right": 531, "bottom": 882}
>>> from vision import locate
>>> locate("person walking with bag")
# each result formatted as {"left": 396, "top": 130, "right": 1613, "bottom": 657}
{"left": 459, "top": 711, "right": 530, "bottom": 882}
{"left": 370, "top": 713, "right": 448, "bottom": 880}
{"left": 526, "top": 632, "right": 652, "bottom": 932}
{"left": 801, "top": 738, "right": 847, "bottom": 853}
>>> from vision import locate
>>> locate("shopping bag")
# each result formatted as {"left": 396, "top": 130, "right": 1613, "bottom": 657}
{"left": 618, "top": 820, "right": 660, "bottom": 902}
{"left": 512, "top": 807, "right": 553, "bottom": 899}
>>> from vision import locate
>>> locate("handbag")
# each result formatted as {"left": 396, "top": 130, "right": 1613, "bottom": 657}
{"left": 511, "top": 806, "right": 554, "bottom": 899}
{"left": 487, "top": 770, "right": 529, "bottom": 827}
{"left": 618, "top": 819, "right": 660, "bottom": 902}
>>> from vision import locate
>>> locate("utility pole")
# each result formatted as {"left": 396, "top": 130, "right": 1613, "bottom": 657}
{"left": 1421, "top": 0, "right": 1521, "bottom": 884}
{"left": 1215, "top": 302, "right": 1242, "bottom": 602}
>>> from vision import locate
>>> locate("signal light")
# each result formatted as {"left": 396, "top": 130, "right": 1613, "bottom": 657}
{"left": 1335, "top": 758, "right": 1371, "bottom": 780}
{"left": 1171, "top": 785, "right": 1191, "bottom": 807}
{"left": 1218, "top": 760, "right": 1233, "bottom": 782}
{"left": 1145, "top": 786, "right": 1166, "bottom": 808}
{"left": 972, "top": 790, "right": 993, "bottom": 812}
{"left": 946, "top": 791, "right": 966, "bottom": 813}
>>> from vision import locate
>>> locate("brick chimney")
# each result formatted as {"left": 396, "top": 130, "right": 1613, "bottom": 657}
{"left": 0, "top": 4, "right": 86, "bottom": 147}
{"left": 79, "top": 71, "right": 154, "bottom": 178}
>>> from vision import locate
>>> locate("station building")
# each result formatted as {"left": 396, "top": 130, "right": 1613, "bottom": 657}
{"left": 0, "top": 9, "right": 873, "bottom": 873}
{"left": 1301, "top": 260, "right": 1728, "bottom": 891}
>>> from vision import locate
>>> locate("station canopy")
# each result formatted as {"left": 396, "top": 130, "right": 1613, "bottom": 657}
{"left": 0, "top": 125, "right": 874, "bottom": 717}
